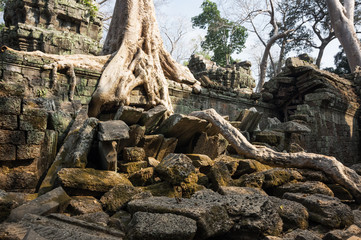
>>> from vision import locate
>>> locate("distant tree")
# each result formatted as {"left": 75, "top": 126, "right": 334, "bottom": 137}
{"left": 191, "top": 0, "right": 247, "bottom": 66}
{"left": 324, "top": 46, "right": 351, "bottom": 75}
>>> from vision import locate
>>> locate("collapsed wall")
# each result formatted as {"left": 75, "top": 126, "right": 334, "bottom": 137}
{"left": 0, "top": 0, "right": 102, "bottom": 55}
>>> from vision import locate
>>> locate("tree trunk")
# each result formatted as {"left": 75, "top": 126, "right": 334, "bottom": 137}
{"left": 88, "top": 0, "right": 199, "bottom": 117}
{"left": 326, "top": 0, "right": 361, "bottom": 72}
{"left": 190, "top": 108, "right": 361, "bottom": 201}
{"left": 256, "top": 31, "right": 290, "bottom": 93}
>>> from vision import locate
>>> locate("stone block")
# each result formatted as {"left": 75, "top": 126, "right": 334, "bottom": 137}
{"left": 139, "top": 134, "right": 164, "bottom": 158}
{"left": 157, "top": 114, "right": 209, "bottom": 147}
{"left": 186, "top": 154, "right": 214, "bottom": 174}
{"left": 98, "top": 120, "right": 130, "bottom": 141}
{"left": 57, "top": 168, "right": 132, "bottom": 197}
{"left": 0, "top": 115, "right": 18, "bottom": 130}
{"left": 193, "top": 133, "right": 228, "bottom": 159}
{"left": 156, "top": 137, "right": 178, "bottom": 161}
{"left": 123, "top": 147, "right": 146, "bottom": 162}
{"left": 127, "top": 212, "right": 197, "bottom": 240}
{"left": 0, "top": 82, "right": 25, "bottom": 97}
{"left": 27, "top": 131, "right": 45, "bottom": 145}
{"left": 17, "top": 145, "right": 41, "bottom": 160}
{"left": 114, "top": 106, "right": 144, "bottom": 125}
{"left": 98, "top": 141, "right": 118, "bottom": 171}
{"left": 129, "top": 167, "right": 155, "bottom": 186}
{"left": 139, "top": 105, "right": 167, "bottom": 133}
{"left": 19, "top": 110, "right": 48, "bottom": 131}
{"left": 67, "top": 196, "right": 103, "bottom": 215}
{"left": 155, "top": 154, "right": 196, "bottom": 185}
{"left": 119, "top": 161, "right": 148, "bottom": 174}
{"left": 100, "top": 184, "right": 143, "bottom": 213}
{"left": 0, "top": 97, "right": 21, "bottom": 115}
{"left": 0, "top": 130, "right": 25, "bottom": 145}
{"left": 7, "top": 187, "right": 71, "bottom": 222}
{"left": 0, "top": 144, "right": 16, "bottom": 160}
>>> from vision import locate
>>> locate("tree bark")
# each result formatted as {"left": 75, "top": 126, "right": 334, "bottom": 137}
{"left": 88, "top": 0, "right": 199, "bottom": 117}
{"left": 326, "top": 0, "right": 361, "bottom": 72}
{"left": 190, "top": 108, "right": 361, "bottom": 201}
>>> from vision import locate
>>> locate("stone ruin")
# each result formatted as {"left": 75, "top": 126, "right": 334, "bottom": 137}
{"left": 1, "top": 1, "right": 361, "bottom": 240}
{"left": 0, "top": 0, "right": 102, "bottom": 55}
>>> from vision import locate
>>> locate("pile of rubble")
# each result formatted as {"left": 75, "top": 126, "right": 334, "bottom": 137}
{"left": 188, "top": 54, "right": 256, "bottom": 92}
{"left": 1, "top": 105, "right": 361, "bottom": 240}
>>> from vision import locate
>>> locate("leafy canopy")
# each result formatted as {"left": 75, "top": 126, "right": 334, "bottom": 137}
{"left": 191, "top": 0, "right": 247, "bottom": 66}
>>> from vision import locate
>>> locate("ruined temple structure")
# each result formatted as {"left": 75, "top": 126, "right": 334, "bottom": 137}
{"left": 0, "top": 0, "right": 102, "bottom": 55}
{"left": 2, "top": 1, "right": 361, "bottom": 239}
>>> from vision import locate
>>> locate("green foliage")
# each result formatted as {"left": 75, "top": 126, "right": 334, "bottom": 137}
{"left": 324, "top": 46, "right": 351, "bottom": 75}
{"left": 81, "top": 0, "right": 98, "bottom": 19}
{"left": 0, "top": 0, "right": 6, "bottom": 12}
{"left": 192, "top": 0, "right": 247, "bottom": 66}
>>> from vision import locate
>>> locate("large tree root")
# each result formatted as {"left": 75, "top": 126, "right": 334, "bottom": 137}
{"left": 88, "top": 0, "right": 200, "bottom": 117}
{"left": 190, "top": 108, "right": 361, "bottom": 201}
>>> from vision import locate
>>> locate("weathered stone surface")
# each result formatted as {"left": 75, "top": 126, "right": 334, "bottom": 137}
{"left": 23, "top": 229, "right": 47, "bottom": 240}
{"left": 2, "top": 213, "right": 124, "bottom": 240}
{"left": 19, "top": 110, "right": 48, "bottom": 131}
{"left": 49, "top": 111, "right": 73, "bottom": 143}
{"left": 57, "top": 168, "right": 132, "bottom": 197}
{"left": 214, "top": 155, "right": 240, "bottom": 175}
{"left": 218, "top": 186, "right": 268, "bottom": 196}
{"left": 0, "top": 114, "right": 18, "bottom": 130}
{"left": 156, "top": 153, "right": 196, "bottom": 185}
{"left": 139, "top": 105, "right": 167, "bottom": 133}
{"left": 39, "top": 118, "right": 99, "bottom": 194}
{"left": 0, "top": 191, "right": 30, "bottom": 222}
{"left": 351, "top": 163, "right": 361, "bottom": 176}
{"left": 123, "top": 147, "right": 146, "bottom": 162}
{"left": 0, "top": 144, "right": 16, "bottom": 160}
{"left": 128, "top": 195, "right": 233, "bottom": 239}
{"left": 101, "top": 184, "right": 143, "bottom": 213}
{"left": 269, "top": 121, "right": 311, "bottom": 133}
{"left": 27, "top": 131, "right": 45, "bottom": 145}
{"left": 119, "top": 161, "right": 148, "bottom": 174}
{"left": 147, "top": 157, "right": 160, "bottom": 168}
{"left": 0, "top": 97, "right": 21, "bottom": 115}
{"left": 143, "top": 182, "right": 178, "bottom": 198}
{"left": 67, "top": 196, "right": 103, "bottom": 215}
{"left": 129, "top": 167, "right": 155, "bottom": 186}
{"left": 124, "top": 125, "right": 145, "bottom": 147}
{"left": 283, "top": 229, "right": 322, "bottom": 240}
{"left": 74, "top": 211, "right": 110, "bottom": 227}
{"left": 156, "top": 137, "right": 178, "bottom": 161}
{"left": 127, "top": 212, "right": 197, "bottom": 240}
{"left": 273, "top": 181, "right": 334, "bottom": 197}
{"left": 8, "top": 187, "right": 71, "bottom": 222}
{"left": 17, "top": 144, "right": 41, "bottom": 160}
{"left": 255, "top": 130, "right": 285, "bottom": 148}
{"left": 0, "top": 130, "right": 25, "bottom": 145}
{"left": 208, "top": 161, "right": 233, "bottom": 190}
{"left": 98, "top": 120, "right": 130, "bottom": 141}
{"left": 193, "top": 133, "right": 228, "bottom": 159}
{"left": 186, "top": 154, "right": 214, "bottom": 174}
{"left": 237, "top": 168, "right": 303, "bottom": 189}
{"left": 235, "top": 108, "right": 263, "bottom": 132}
{"left": 157, "top": 114, "right": 209, "bottom": 147}
{"left": 284, "top": 193, "right": 354, "bottom": 228}
{"left": 129, "top": 190, "right": 282, "bottom": 238}
{"left": 139, "top": 134, "right": 164, "bottom": 158}
{"left": 269, "top": 196, "right": 309, "bottom": 231}
{"left": 234, "top": 158, "right": 272, "bottom": 178}
{"left": 98, "top": 141, "right": 117, "bottom": 171}
{"left": 114, "top": 106, "right": 144, "bottom": 125}
{"left": 353, "top": 210, "right": 361, "bottom": 228}
{"left": 323, "top": 225, "right": 361, "bottom": 240}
